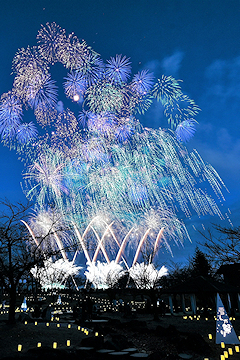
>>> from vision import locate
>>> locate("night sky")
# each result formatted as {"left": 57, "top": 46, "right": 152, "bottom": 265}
{"left": 0, "top": 0, "right": 240, "bottom": 264}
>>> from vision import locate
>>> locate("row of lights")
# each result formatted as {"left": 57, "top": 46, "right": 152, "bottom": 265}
{"left": 208, "top": 334, "right": 240, "bottom": 358}
{"left": 18, "top": 340, "right": 71, "bottom": 352}
{"left": 183, "top": 315, "right": 236, "bottom": 321}
{"left": 18, "top": 322, "right": 98, "bottom": 352}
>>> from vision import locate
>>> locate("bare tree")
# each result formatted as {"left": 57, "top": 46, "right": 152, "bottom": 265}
{"left": 0, "top": 199, "right": 69, "bottom": 323}
{"left": 199, "top": 224, "right": 240, "bottom": 265}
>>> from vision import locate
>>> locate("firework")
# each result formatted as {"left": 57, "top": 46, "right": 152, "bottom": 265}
{"left": 0, "top": 23, "right": 229, "bottom": 272}
{"left": 37, "top": 22, "right": 67, "bottom": 65}
{"left": 0, "top": 91, "right": 22, "bottom": 140}
{"left": 16, "top": 122, "right": 38, "bottom": 144}
{"left": 85, "top": 79, "right": 124, "bottom": 114}
{"left": 152, "top": 75, "right": 182, "bottom": 102}
{"left": 25, "top": 73, "right": 58, "bottom": 110}
{"left": 176, "top": 119, "right": 197, "bottom": 143}
{"left": 131, "top": 70, "right": 154, "bottom": 95}
{"left": 129, "top": 263, "right": 168, "bottom": 289}
{"left": 31, "top": 258, "right": 82, "bottom": 290}
{"left": 63, "top": 71, "right": 86, "bottom": 100}
{"left": 85, "top": 261, "right": 125, "bottom": 289}
{"left": 106, "top": 54, "right": 131, "bottom": 84}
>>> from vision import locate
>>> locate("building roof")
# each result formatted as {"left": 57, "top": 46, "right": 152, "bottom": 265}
{"left": 217, "top": 263, "right": 240, "bottom": 275}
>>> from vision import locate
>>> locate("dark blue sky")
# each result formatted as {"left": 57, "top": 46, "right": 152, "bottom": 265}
{"left": 1, "top": 0, "right": 240, "bottom": 264}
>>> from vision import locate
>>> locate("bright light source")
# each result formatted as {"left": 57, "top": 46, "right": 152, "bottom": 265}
{"left": 73, "top": 94, "right": 80, "bottom": 102}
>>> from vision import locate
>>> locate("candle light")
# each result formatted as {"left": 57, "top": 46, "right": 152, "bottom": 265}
{"left": 224, "top": 350, "right": 229, "bottom": 358}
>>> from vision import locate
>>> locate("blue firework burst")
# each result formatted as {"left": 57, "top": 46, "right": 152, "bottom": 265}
{"left": 106, "top": 54, "right": 131, "bottom": 84}
{"left": 16, "top": 122, "right": 38, "bottom": 144}
{"left": 78, "top": 110, "right": 89, "bottom": 128}
{"left": 132, "top": 70, "right": 154, "bottom": 95}
{"left": 176, "top": 119, "right": 197, "bottom": 143}
{"left": 27, "top": 73, "right": 58, "bottom": 109}
{"left": 83, "top": 55, "right": 105, "bottom": 86}
{"left": 115, "top": 123, "right": 133, "bottom": 142}
{"left": 0, "top": 92, "right": 22, "bottom": 140}
{"left": 63, "top": 71, "right": 86, "bottom": 99}
{"left": 87, "top": 112, "right": 117, "bottom": 136}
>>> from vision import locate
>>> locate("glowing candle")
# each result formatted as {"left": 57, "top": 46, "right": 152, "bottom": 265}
{"left": 37, "top": 342, "right": 41, "bottom": 348}
{"left": 53, "top": 342, "right": 57, "bottom": 349}
{"left": 224, "top": 350, "right": 229, "bottom": 358}
{"left": 68, "top": 324, "right": 71, "bottom": 329}
{"left": 18, "top": 344, "right": 22, "bottom": 352}
{"left": 46, "top": 322, "right": 49, "bottom": 326}
{"left": 208, "top": 334, "right": 213, "bottom": 340}
{"left": 35, "top": 321, "right": 37, "bottom": 326}
{"left": 78, "top": 326, "right": 80, "bottom": 330}
{"left": 66, "top": 340, "right": 70, "bottom": 347}
{"left": 95, "top": 332, "right": 99, "bottom": 336}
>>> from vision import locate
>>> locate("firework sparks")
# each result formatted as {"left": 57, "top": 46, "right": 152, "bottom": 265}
{"left": 0, "top": 23, "right": 229, "bottom": 273}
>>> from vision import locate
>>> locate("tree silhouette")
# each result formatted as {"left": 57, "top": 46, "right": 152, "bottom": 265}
{"left": 0, "top": 199, "right": 67, "bottom": 323}
{"left": 199, "top": 224, "right": 240, "bottom": 265}
{"left": 189, "top": 247, "right": 212, "bottom": 277}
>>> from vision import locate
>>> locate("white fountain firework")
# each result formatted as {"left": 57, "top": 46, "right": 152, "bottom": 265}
{"left": 31, "top": 258, "right": 82, "bottom": 290}
{"left": 129, "top": 263, "right": 168, "bottom": 289}
{"left": 84, "top": 261, "right": 126, "bottom": 289}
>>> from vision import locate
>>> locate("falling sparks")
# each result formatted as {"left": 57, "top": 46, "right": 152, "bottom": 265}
{"left": 0, "top": 22, "right": 229, "bottom": 272}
